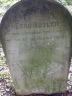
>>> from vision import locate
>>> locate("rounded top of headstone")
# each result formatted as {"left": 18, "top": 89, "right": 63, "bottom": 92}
{"left": 0, "top": 0, "right": 72, "bottom": 42}
{"left": 0, "top": 0, "right": 72, "bottom": 44}
{"left": 1, "top": 0, "right": 72, "bottom": 23}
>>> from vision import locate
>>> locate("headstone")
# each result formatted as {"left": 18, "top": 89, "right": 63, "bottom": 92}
{"left": 0, "top": 0, "right": 72, "bottom": 95}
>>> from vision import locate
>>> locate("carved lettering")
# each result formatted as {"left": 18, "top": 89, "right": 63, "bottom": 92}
{"left": 43, "top": 22, "right": 46, "bottom": 27}
{"left": 47, "top": 22, "right": 50, "bottom": 27}
{"left": 28, "top": 23, "right": 31, "bottom": 28}
{"left": 12, "top": 33, "right": 20, "bottom": 35}
{"left": 43, "top": 31, "right": 51, "bottom": 34}
{"left": 20, "top": 24, "right": 23, "bottom": 29}
{"left": 37, "top": 37, "right": 42, "bottom": 40}
{"left": 24, "top": 24, "right": 28, "bottom": 28}
{"left": 21, "top": 31, "right": 41, "bottom": 35}
{"left": 38, "top": 23, "right": 42, "bottom": 28}
{"left": 15, "top": 23, "right": 19, "bottom": 29}
{"left": 51, "top": 22, "right": 54, "bottom": 27}
{"left": 13, "top": 21, "right": 59, "bottom": 29}
{"left": 55, "top": 21, "right": 59, "bottom": 26}
{"left": 33, "top": 22, "right": 37, "bottom": 28}
{"left": 14, "top": 39, "right": 21, "bottom": 41}
{"left": 22, "top": 38, "right": 28, "bottom": 41}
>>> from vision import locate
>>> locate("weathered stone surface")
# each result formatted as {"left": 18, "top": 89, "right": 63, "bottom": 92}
{"left": 0, "top": 0, "right": 72, "bottom": 95}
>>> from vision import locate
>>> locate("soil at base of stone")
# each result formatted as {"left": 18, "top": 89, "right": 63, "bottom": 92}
{"left": 15, "top": 93, "right": 72, "bottom": 96}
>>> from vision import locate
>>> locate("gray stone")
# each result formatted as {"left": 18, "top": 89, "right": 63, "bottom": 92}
{"left": 0, "top": 0, "right": 72, "bottom": 95}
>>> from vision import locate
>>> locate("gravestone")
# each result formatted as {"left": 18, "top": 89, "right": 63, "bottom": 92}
{"left": 0, "top": 0, "right": 72, "bottom": 95}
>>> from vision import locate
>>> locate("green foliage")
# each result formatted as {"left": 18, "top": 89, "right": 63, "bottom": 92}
{"left": 0, "top": 0, "right": 20, "bottom": 9}
{"left": 65, "top": 0, "right": 72, "bottom": 5}
{"left": 0, "top": 0, "right": 20, "bottom": 21}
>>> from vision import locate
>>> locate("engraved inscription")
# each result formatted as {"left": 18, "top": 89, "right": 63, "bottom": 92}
{"left": 2, "top": 11, "right": 71, "bottom": 55}
{"left": 15, "top": 21, "right": 59, "bottom": 29}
